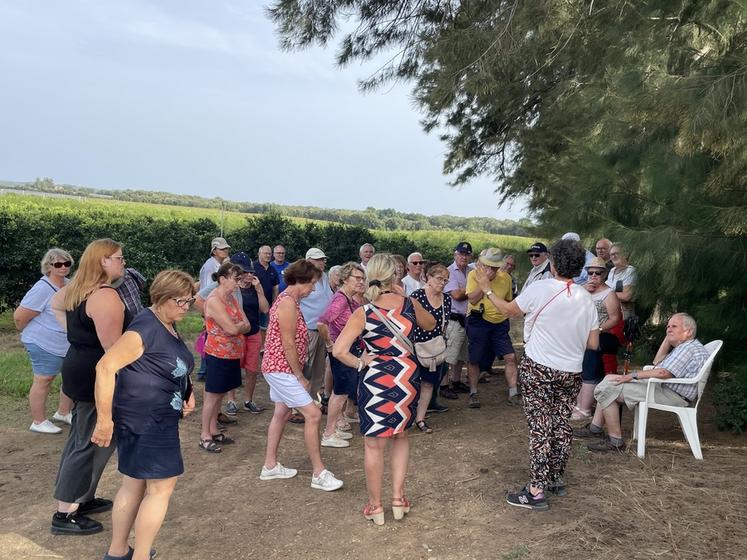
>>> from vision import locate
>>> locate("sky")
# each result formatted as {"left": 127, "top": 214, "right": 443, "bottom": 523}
{"left": 0, "top": 1, "right": 527, "bottom": 220}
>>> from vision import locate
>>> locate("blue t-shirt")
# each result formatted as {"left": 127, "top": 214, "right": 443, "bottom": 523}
{"left": 113, "top": 309, "right": 195, "bottom": 434}
{"left": 20, "top": 277, "right": 69, "bottom": 357}
{"left": 270, "top": 261, "right": 290, "bottom": 292}
{"left": 299, "top": 273, "right": 332, "bottom": 329}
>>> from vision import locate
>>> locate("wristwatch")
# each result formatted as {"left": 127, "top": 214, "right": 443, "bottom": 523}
{"left": 485, "top": 290, "right": 494, "bottom": 297}
{"left": 631, "top": 371, "right": 639, "bottom": 380}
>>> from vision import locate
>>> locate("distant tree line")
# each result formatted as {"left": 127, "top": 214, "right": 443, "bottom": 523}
{"left": 2, "top": 178, "right": 531, "bottom": 236}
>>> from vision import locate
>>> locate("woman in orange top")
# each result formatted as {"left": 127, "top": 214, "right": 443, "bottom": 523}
{"left": 200, "top": 263, "right": 251, "bottom": 452}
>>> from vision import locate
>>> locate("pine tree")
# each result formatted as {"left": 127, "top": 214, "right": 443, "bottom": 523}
{"left": 268, "top": 0, "right": 747, "bottom": 427}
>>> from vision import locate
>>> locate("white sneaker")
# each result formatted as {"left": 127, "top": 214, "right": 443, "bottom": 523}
{"left": 321, "top": 433, "right": 350, "bottom": 448}
{"left": 342, "top": 413, "right": 359, "bottom": 423}
{"left": 311, "top": 469, "right": 343, "bottom": 491}
{"left": 259, "top": 462, "right": 298, "bottom": 481}
{"left": 335, "top": 430, "right": 353, "bottom": 440}
{"left": 29, "top": 419, "right": 62, "bottom": 434}
{"left": 52, "top": 411, "right": 72, "bottom": 425}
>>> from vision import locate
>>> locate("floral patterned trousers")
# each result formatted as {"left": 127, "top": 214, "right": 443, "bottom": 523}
{"left": 519, "top": 354, "right": 582, "bottom": 490}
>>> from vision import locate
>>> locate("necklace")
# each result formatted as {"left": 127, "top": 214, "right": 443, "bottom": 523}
{"left": 379, "top": 290, "right": 393, "bottom": 295}
{"left": 151, "top": 306, "right": 177, "bottom": 337}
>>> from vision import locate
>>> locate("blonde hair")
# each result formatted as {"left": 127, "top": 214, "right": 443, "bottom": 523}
{"left": 41, "top": 248, "right": 74, "bottom": 276}
{"left": 364, "top": 253, "right": 397, "bottom": 302}
{"left": 150, "top": 270, "right": 196, "bottom": 306}
{"left": 64, "top": 239, "right": 122, "bottom": 310}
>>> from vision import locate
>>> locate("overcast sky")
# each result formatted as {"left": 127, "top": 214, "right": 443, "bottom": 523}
{"left": 0, "top": 1, "right": 527, "bottom": 220}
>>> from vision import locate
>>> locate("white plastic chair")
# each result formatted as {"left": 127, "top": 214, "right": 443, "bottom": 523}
{"left": 631, "top": 340, "right": 723, "bottom": 460}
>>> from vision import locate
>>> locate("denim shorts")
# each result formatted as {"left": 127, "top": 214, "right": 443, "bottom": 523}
{"left": 23, "top": 342, "right": 64, "bottom": 376}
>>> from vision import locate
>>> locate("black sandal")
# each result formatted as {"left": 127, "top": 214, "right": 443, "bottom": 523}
{"left": 199, "top": 439, "right": 222, "bottom": 453}
{"left": 212, "top": 433, "right": 235, "bottom": 444}
{"left": 415, "top": 420, "right": 433, "bottom": 434}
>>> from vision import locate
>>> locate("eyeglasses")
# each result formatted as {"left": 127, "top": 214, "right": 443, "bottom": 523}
{"left": 410, "top": 261, "right": 425, "bottom": 266}
{"left": 172, "top": 297, "right": 196, "bottom": 308}
{"left": 108, "top": 255, "right": 125, "bottom": 262}
{"left": 350, "top": 275, "right": 366, "bottom": 281}
{"left": 609, "top": 252, "right": 620, "bottom": 257}
{"left": 587, "top": 270, "right": 605, "bottom": 276}
{"left": 52, "top": 261, "right": 72, "bottom": 268}
{"left": 431, "top": 276, "right": 449, "bottom": 283}
{"left": 528, "top": 253, "right": 541, "bottom": 258}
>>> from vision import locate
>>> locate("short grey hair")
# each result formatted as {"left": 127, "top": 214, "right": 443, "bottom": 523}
{"left": 359, "top": 243, "right": 375, "bottom": 254}
{"left": 41, "top": 248, "right": 74, "bottom": 276}
{"left": 407, "top": 252, "right": 423, "bottom": 263}
{"left": 673, "top": 312, "right": 697, "bottom": 338}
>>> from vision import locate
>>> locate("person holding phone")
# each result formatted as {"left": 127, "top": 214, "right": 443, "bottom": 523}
{"left": 606, "top": 243, "right": 636, "bottom": 320}
{"left": 233, "top": 253, "right": 270, "bottom": 413}
{"left": 91, "top": 269, "right": 197, "bottom": 560}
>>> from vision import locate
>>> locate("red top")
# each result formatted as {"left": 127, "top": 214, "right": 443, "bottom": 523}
{"left": 261, "top": 291, "right": 308, "bottom": 375}
{"left": 204, "top": 293, "right": 244, "bottom": 360}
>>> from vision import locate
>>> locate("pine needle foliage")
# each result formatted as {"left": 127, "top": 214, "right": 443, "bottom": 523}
{"left": 268, "top": 0, "right": 747, "bottom": 427}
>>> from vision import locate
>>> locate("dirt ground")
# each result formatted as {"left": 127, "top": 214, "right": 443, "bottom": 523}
{"left": 1, "top": 326, "right": 746, "bottom": 560}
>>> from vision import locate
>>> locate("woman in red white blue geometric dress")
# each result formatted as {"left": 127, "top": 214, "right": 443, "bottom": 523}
{"left": 333, "top": 253, "right": 435, "bottom": 525}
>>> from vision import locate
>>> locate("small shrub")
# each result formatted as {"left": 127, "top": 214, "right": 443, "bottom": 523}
{"left": 711, "top": 369, "right": 747, "bottom": 433}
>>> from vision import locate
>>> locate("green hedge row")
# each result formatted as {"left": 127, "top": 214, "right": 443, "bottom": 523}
{"left": 0, "top": 199, "right": 531, "bottom": 310}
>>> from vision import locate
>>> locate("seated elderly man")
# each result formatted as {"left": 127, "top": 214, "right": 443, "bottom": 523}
{"left": 576, "top": 313, "right": 710, "bottom": 452}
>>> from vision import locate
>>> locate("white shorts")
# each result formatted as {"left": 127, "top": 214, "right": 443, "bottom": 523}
{"left": 263, "top": 372, "right": 313, "bottom": 409}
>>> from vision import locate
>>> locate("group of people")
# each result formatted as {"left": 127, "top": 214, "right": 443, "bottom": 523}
{"left": 11, "top": 231, "right": 715, "bottom": 557}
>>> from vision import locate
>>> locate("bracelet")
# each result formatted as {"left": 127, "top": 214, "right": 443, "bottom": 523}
{"left": 357, "top": 358, "right": 364, "bottom": 372}
{"left": 485, "top": 290, "right": 493, "bottom": 297}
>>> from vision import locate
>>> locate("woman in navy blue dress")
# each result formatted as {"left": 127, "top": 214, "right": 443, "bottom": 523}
{"left": 91, "top": 270, "right": 196, "bottom": 560}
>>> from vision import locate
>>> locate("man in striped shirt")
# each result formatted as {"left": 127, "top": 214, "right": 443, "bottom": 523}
{"left": 578, "top": 313, "right": 710, "bottom": 452}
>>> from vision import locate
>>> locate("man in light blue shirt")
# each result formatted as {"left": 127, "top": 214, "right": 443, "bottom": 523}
{"left": 271, "top": 244, "right": 290, "bottom": 292}
{"left": 300, "top": 248, "right": 333, "bottom": 400}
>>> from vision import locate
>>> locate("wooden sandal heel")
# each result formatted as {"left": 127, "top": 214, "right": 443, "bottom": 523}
{"left": 363, "top": 503, "right": 385, "bottom": 526}
{"left": 392, "top": 497, "right": 411, "bottom": 520}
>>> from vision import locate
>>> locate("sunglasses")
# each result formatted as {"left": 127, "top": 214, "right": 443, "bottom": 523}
{"left": 172, "top": 297, "right": 196, "bottom": 308}
{"left": 587, "top": 270, "right": 605, "bottom": 276}
{"left": 410, "top": 261, "right": 425, "bottom": 266}
{"left": 52, "top": 261, "right": 72, "bottom": 268}
{"left": 528, "top": 253, "right": 541, "bottom": 258}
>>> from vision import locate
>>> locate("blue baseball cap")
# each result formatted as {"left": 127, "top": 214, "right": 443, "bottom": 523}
{"left": 230, "top": 252, "right": 254, "bottom": 273}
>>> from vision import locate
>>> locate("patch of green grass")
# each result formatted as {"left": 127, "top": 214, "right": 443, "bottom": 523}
{"left": 179, "top": 310, "right": 204, "bottom": 338}
{"left": 574, "top": 442, "right": 593, "bottom": 465}
{"left": 0, "top": 349, "right": 37, "bottom": 398}
{"left": 503, "top": 545, "right": 530, "bottom": 559}
{"left": 0, "top": 310, "right": 16, "bottom": 334}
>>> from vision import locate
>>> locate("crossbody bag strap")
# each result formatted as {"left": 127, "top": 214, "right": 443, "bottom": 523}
{"left": 369, "top": 304, "right": 415, "bottom": 355}
{"left": 41, "top": 278, "right": 60, "bottom": 293}
{"left": 526, "top": 280, "right": 574, "bottom": 341}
